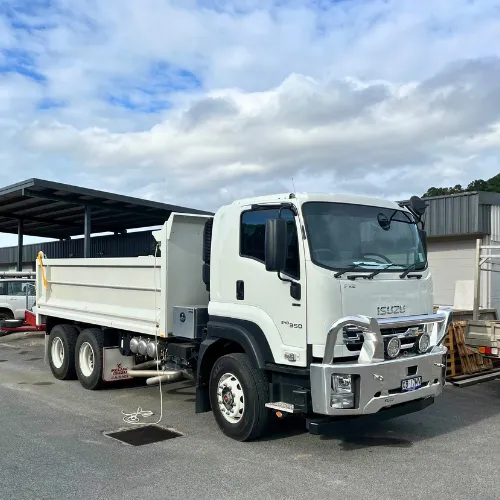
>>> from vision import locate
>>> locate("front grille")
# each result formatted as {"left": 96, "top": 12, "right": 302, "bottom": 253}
{"left": 343, "top": 324, "right": 425, "bottom": 354}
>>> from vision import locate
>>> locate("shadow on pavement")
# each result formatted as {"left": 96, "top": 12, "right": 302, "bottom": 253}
{"left": 260, "top": 381, "right": 500, "bottom": 448}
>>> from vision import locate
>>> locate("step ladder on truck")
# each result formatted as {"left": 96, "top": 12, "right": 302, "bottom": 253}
{"left": 35, "top": 192, "right": 452, "bottom": 441}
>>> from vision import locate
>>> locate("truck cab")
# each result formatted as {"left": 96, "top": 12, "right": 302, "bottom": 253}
{"left": 206, "top": 193, "right": 439, "bottom": 362}
{"left": 199, "top": 192, "right": 451, "bottom": 434}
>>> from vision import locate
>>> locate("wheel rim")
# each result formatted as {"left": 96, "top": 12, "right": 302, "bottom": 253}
{"left": 79, "top": 342, "right": 95, "bottom": 378}
{"left": 217, "top": 372, "right": 245, "bottom": 424}
{"left": 51, "top": 337, "right": 64, "bottom": 369}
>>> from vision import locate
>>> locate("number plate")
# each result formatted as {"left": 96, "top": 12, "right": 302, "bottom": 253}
{"left": 401, "top": 376, "right": 422, "bottom": 392}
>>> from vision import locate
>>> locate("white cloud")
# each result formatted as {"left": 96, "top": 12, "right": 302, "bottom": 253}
{"left": 23, "top": 57, "right": 500, "bottom": 204}
{"left": 0, "top": 0, "right": 500, "bottom": 248}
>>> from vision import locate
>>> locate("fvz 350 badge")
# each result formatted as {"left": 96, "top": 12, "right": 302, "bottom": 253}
{"left": 281, "top": 320, "right": 303, "bottom": 329}
{"left": 377, "top": 305, "right": 406, "bottom": 316}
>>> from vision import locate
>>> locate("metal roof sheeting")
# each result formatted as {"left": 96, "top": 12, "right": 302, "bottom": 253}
{"left": 400, "top": 191, "right": 500, "bottom": 238}
{"left": 424, "top": 192, "right": 488, "bottom": 237}
{"left": 0, "top": 178, "right": 212, "bottom": 239}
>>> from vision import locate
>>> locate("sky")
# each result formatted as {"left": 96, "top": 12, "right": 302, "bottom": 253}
{"left": 1, "top": 0, "right": 500, "bottom": 246}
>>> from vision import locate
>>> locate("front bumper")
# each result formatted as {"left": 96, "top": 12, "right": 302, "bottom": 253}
{"left": 306, "top": 397, "right": 435, "bottom": 435}
{"left": 310, "top": 345, "right": 447, "bottom": 416}
{"left": 310, "top": 309, "right": 451, "bottom": 417}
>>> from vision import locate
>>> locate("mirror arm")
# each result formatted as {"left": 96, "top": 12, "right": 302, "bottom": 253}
{"left": 277, "top": 271, "right": 292, "bottom": 284}
{"left": 278, "top": 272, "right": 301, "bottom": 300}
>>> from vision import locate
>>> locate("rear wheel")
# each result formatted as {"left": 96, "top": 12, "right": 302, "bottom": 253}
{"left": 75, "top": 328, "right": 104, "bottom": 390}
{"left": 209, "top": 353, "right": 270, "bottom": 442}
{"left": 48, "top": 324, "right": 79, "bottom": 380}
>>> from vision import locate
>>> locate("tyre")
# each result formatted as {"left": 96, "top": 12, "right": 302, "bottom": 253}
{"left": 48, "top": 324, "right": 79, "bottom": 380}
{"left": 0, "top": 310, "right": 14, "bottom": 321}
{"left": 75, "top": 328, "right": 104, "bottom": 390}
{"left": 209, "top": 353, "right": 270, "bottom": 442}
{"left": 3, "top": 319, "right": 23, "bottom": 328}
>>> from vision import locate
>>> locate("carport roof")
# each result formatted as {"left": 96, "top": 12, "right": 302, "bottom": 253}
{"left": 0, "top": 178, "right": 212, "bottom": 239}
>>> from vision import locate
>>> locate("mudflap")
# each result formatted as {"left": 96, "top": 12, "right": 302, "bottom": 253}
{"left": 102, "top": 347, "right": 135, "bottom": 382}
{"left": 44, "top": 334, "right": 49, "bottom": 364}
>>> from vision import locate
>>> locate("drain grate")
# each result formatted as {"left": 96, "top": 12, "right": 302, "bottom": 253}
{"left": 105, "top": 425, "right": 183, "bottom": 446}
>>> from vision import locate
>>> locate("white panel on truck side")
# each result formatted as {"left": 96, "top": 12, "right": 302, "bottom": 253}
{"left": 36, "top": 257, "right": 162, "bottom": 335}
{"left": 161, "top": 213, "right": 211, "bottom": 335}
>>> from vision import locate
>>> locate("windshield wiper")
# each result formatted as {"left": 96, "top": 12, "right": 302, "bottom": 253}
{"left": 366, "top": 263, "right": 405, "bottom": 279}
{"left": 399, "top": 263, "right": 424, "bottom": 279}
{"left": 334, "top": 264, "right": 363, "bottom": 278}
{"left": 334, "top": 262, "right": 382, "bottom": 278}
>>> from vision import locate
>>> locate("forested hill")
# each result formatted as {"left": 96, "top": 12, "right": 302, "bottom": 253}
{"left": 423, "top": 174, "right": 500, "bottom": 198}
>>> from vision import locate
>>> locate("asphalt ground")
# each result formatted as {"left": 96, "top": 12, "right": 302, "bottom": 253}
{"left": 1, "top": 331, "right": 499, "bottom": 500}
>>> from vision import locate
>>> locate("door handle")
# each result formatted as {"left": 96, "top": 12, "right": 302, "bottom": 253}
{"left": 236, "top": 280, "right": 244, "bottom": 300}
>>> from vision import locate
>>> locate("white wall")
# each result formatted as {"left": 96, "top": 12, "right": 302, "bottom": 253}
{"left": 427, "top": 239, "right": 477, "bottom": 307}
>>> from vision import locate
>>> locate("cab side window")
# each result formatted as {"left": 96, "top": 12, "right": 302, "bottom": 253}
{"left": 240, "top": 208, "right": 300, "bottom": 279}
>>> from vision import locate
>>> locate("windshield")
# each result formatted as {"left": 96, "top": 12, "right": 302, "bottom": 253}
{"left": 302, "top": 202, "right": 426, "bottom": 271}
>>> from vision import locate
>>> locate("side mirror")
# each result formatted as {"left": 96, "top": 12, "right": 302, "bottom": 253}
{"left": 419, "top": 229, "right": 427, "bottom": 257}
{"left": 410, "top": 196, "right": 427, "bottom": 217}
{"left": 265, "top": 218, "right": 287, "bottom": 272}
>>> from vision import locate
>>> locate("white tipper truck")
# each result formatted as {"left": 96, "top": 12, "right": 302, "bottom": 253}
{"left": 36, "top": 192, "right": 452, "bottom": 441}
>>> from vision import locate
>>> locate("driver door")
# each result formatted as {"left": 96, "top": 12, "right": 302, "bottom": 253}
{"left": 236, "top": 206, "right": 308, "bottom": 364}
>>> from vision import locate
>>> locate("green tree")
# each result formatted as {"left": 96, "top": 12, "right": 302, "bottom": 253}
{"left": 423, "top": 174, "right": 500, "bottom": 197}
{"left": 467, "top": 179, "right": 488, "bottom": 191}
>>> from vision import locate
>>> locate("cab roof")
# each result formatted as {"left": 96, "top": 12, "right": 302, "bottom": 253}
{"left": 233, "top": 192, "right": 406, "bottom": 211}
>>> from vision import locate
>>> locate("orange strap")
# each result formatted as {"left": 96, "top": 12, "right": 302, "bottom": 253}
{"left": 37, "top": 251, "right": 48, "bottom": 290}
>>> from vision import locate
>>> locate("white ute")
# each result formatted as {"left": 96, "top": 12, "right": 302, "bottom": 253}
{"left": 36, "top": 192, "right": 452, "bottom": 441}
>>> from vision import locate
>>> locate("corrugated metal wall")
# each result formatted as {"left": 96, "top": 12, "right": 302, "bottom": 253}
{"left": 490, "top": 206, "right": 500, "bottom": 241}
{"left": 0, "top": 230, "right": 158, "bottom": 266}
{"left": 424, "top": 192, "right": 491, "bottom": 238}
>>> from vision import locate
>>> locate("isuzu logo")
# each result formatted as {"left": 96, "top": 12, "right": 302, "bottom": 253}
{"left": 377, "top": 305, "right": 406, "bottom": 316}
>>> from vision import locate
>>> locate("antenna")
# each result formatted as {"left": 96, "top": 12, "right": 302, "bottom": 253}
{"left": 291, "top": 177, "right": 296, "bottom": 193}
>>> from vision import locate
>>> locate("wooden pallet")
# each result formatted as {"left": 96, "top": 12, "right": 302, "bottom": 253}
{"left": 444, "top": 322, "right": 493, "bottom": 378}
{"left": 444, "top": 325, "right": 460, "bottom": 378}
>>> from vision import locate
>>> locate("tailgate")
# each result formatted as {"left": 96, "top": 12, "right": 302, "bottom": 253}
{"left": 466, "top": 320, "right": 500, "bottom": 349}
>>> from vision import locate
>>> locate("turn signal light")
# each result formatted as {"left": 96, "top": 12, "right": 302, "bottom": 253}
{"left": 478, "top": 347, "right": 499, "bottom": 356}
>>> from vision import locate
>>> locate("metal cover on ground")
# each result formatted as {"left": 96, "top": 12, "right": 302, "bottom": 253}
{"left": 105, "top": 425, "right": 183, "bottom": 446}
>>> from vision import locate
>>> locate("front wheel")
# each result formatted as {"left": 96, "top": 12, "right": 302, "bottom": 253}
{"left": 209, "top": 353, "right": 270, "bottom": 442}
{"left": 75, "top": 328, "right": 104, "bottom": 390}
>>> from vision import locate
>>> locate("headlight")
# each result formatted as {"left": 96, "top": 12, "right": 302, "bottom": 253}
{"left": 417, "top": 333, "right": 430, "bottom": 353}
{"left": 332, "top": 374, "right": 352, "bottom": 393}
{"left": 386, "top": 337, "right": 401, "bottom": 358}
{"left": 331, "top": 374, "right": 354, "bottom": 408}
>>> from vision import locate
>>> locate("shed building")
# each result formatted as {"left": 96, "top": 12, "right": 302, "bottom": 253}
{"left": 417, "top": 191, "right": 500, "bottom": 313}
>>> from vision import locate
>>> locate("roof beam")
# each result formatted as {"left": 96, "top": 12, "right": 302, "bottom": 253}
{"left": 23, "top": 188, "right": 165, "bottom": 219}
{"left": 0, "top": 209, "right": 81, "bottom": 230}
